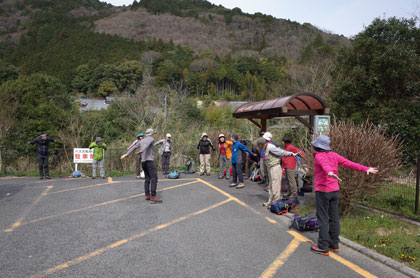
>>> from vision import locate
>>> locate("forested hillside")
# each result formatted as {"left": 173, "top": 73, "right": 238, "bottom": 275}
{"left": 0, "top": 0, "right": 418, "bottom": 173}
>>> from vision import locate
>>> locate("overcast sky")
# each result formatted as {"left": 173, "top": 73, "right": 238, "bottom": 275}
{"left": 102, "top": 0, "right": 419, "bottom": 37}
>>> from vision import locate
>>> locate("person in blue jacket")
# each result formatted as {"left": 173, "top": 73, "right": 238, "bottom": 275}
{"left": 229, "top": 133, "right": 257, "bottom": 189}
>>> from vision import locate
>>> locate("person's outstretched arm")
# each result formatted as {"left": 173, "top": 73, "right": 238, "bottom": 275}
{"left": 269, "top": 146, "right": 294, "bottom": 157}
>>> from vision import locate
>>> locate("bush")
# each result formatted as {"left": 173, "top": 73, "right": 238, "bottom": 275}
{"left": 301, "top": 120, "right": 402, "bottom": 216}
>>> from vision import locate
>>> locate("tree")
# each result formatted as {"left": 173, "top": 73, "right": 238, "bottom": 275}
{"left": 331, "top": 17, "right": 420, "bottom": 158}
{"left": 115, "top": 60, "right": 143, "bottom": 92}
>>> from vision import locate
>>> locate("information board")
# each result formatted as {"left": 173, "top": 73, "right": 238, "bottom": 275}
{"left": 314, "top": 115, "right": 330, "bottom": 135}
{"left": 73, "top": 148, "right": 94, "bottom": 163}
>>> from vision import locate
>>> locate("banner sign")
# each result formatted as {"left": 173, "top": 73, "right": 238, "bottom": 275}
{"left": 314, "top": 115, "right": 330, "bottom": 135}
{"left": 73, "top": 148, "right": 94, "bottom": 163}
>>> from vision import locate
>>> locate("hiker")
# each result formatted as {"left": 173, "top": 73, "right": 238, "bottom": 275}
{"left": 257, "top": 133, "right": 296, "bottom": 207}
{"left": 197, "top": 133, "right": 215, "bottom": 176}
{"left": 257, "top": 131, "right": 269, "bottom": 189}
{"left": 282, "top": 136, "right": 304, "bottom": 198}
{"left": 230, "top": 133, "right": 256, "bottom": 189}
{"left": 89, "top": 137, "right": 107, "bottom": 179}
{"left": 310, "top": 135, "right": 378, "bottom": 256}
{"left": 155, "top": 133, "right": 172, "bottom": 175}
{"left": 30, "top": 133, "right": 55, "bottom": 179}
{"left": 218, "top": 134, "right": 233, "bottom": 179}
{"left": 127, "top": 133, "right": 144, "bottom": 179}
{"left": 121, "top": 129, "right": 162, "bottom": 204}
{"left": 238, "top": 136, "right": 252, "bottom": 179}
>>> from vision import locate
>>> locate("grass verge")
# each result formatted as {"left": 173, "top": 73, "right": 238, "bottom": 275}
{"left": 293, "top": 205, "right": 420, "bottom": 272}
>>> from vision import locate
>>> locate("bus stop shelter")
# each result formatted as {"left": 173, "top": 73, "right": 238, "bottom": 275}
{"left": 232, "top": 93, "right": 330, "bottom": 133}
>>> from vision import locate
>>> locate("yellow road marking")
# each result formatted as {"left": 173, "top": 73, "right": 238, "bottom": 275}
{"left": 32, "top": 198, "right": 232, "bottom": 278}
{"left": 200, "top": 179, "right": 378, "bottom": 278}
{"left": 23, "top": 181, "right": 200, "bottom": 227}
{"left": 0, "top": 176, "right": 26, "bottom": 180}
{"left": 45, "top": 181, "right": 120, "bottom": 195}
{"left": 4, "top": 186, "right": 53, "bottom": 233}
{"left": 259, "top": 238, "right": 301, "bottom": 278}
{"left": 117, "top": 178, "right": 197, "bottom": 183}
{"left": 330, "top": 253, "right": 378, "bottom": 278}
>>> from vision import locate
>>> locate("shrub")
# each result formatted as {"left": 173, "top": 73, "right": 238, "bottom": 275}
{"left": 301, "top": 120, "right": 402, "bottom": 216}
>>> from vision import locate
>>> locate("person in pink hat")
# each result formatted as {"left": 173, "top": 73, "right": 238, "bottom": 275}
{"left": 310, "top": 135, "right": 378, "bottom": 256}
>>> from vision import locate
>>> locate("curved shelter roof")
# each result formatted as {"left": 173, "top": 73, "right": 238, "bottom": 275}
{"left": 232, "top": 93, "right": 329, "bottom": 119}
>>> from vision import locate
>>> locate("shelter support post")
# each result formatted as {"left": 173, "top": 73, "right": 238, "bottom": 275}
{"left": 261, "top": 119, "right": 267, "bottom": 132}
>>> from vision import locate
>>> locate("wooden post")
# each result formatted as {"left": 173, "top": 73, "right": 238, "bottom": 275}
{"left": 261, "top": 119, "right": 267, "bottom": 132}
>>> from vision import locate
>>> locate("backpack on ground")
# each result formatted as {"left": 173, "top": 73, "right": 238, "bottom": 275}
{"left": 168, "top": 171, "right": 180, "bottom": 179}
{"left": 186, "top": 160, "right": 196, "bottom": 174}
{"left": 289, "top": 210, "right": 319, "bottom": 232}
{"left": 72, "top": 170, "right": 82, "bottom": 178}
{"left": 270, "top": 197, "right": 300, "bottom": 215}
{"left": 250, "top": 167, "right": 261, "bottom": 182}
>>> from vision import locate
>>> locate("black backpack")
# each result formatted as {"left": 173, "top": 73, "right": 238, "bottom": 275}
{"left": 289, "top": 210, "right": 319, "bottom": 232}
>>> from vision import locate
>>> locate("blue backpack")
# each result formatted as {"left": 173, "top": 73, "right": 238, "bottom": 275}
{"left": 168, "top": 171, "right": 180, "bottom": 179}
{"left": 289, "top": 210, "right": 319, "bottom": 232}
{"left": 72, "top": 170, "right": 82, "bottom": 178}
{"left": 270, "top": 197, "right": 300, "bottom": 215}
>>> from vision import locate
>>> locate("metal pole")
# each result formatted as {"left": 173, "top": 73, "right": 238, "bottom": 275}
{"left": 415, "top": 155, "right": 419, "bottom": 214}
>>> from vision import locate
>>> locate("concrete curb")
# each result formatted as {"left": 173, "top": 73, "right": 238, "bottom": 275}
{"left": 283, "top": 213, "right": 420, "bottom": 278}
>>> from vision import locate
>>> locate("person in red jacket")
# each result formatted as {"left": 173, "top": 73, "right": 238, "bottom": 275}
{"left": 281, "top": 136, "right": 304, "bottom": 198}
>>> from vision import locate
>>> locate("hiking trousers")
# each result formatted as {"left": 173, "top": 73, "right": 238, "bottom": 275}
{"left": 199, "top": 154, "right": 211, "bottom": 174}
{"left": 267, "top": 164, "right": 282, "bottom": 203}
{"left": 232, "top": 162, "right": 243, "bottom": 184}
{"left": 92, "top": 159, "right": 105, "bottom": 178}
{"left": 37, "top": 155, "right": 49, "bottom": 177}
{"left": 285, "top": 168, "right": 298, "bottom": 197}
{"left": 316, "top": 191, "right": 340, "bottom": 250}
{"left": 162, "top": 152, "right": 171, "bottom": 173}
{"left": 135, "top": 153, "right": 142, "bottom": 176}
{"left": 219, "top": 155, "right": 230, "bottom": 178}
{"left": 142, "top": 160, "right": 158, "bottom": 197}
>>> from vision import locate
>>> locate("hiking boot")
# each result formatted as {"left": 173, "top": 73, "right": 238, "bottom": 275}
{"left": 229, "top": 183, "right": 237, "bottom": 187}
{"left": 329, "top": 244, "right": 339, "bottom": 253}
{"left": 206, "top": 173, "right": 210, "bottom": 176}
{"left": 225, "top": 176, "right": 230, "bottom": 180}
{"left": 101, "top": 176, "right": 106, "bottom": 179}
{"left": 45, "top": 176, "right": 51, "bottom": 180}
{"left": 149, "top": 196, "right": 163, "bottom": 204}
{"left": 200, "top": 173, "right": 204, "bottom": 176}
{"left": 136, "top": 176, "right": 141, "bottom": 179}
{"left": 258, "top": 180, "right": 265, "bottom": 184}
{"left": 40, "top": 176, "right": 44, "bottom": 180}
{"left": 218, "top": 176, "right": 224, "bottom": 179}
{"left": 236, "top": 183, "right": 244, "bottom": 189}
{"left": 262, "top": 202, "right": 271, "bottom": 208}
{"left": 311, "top": 246, "right": 329, "bottom": 256}
{"left": 145, "top": 195, "right": 151, "bottom": 201}
{"left": 92, "top": 177, "right": 96, "bottom": 179}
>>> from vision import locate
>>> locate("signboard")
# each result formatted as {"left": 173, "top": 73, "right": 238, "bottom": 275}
{"left": 73, "top": 148, "right": 94, "bottom": 163}
{"left": 314, "top": 115, "right": 330, "bottom": 135}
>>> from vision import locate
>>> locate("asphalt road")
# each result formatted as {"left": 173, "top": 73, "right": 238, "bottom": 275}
{"left": 0, "top": 174, "right": 409, "bottom": 278}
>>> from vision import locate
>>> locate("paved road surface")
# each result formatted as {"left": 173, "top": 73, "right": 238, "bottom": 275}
{"left": 0, "top": 174, "right": 408, "bottom": 277}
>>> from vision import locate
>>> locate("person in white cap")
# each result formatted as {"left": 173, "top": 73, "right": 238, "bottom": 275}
{"left": 197, "top": 132, "right": 215, "bottom": 176}
{"left": 121, "top": 128, "right": 162, "bottom": 204}
{"left": 218, "top": 134, "right": 233, "bottom": 179}
{"left": 155, "top": 133, "right": 173, "bottom": 175}
{"left": 260, "top": 132, "right": 297, "bottom": 207}
{"left": 89, "top": 137, "right": 107, "bottom": 179}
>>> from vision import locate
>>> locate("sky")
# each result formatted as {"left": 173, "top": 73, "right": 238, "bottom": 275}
{"left": 102, "top": 0, "right": 419, "bottom": 37}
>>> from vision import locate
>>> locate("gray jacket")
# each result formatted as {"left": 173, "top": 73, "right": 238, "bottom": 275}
{"left": 154, "top": 139, "right": 172, "bottom": 156}
{"left": 127, "top": 136, "right": 155, "bottom": 162}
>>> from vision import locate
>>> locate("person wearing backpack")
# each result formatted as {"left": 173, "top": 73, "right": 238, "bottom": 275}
{"left": 127, "top": 133, "right": 144, "bottom": 179}
{"left": 310, "top": 135, "right": 378, "bottom": 256}
{"left": 257, "top": 133, "right": 296, "bottom": 208}
{"left": 229, "top": 133, "right": 256, "bottom": 189}
{"left": 89, "top": 137, "right": 107, "bottom": 179}
{"left": 155, "top": 133, "right": 172, "bottom": 175}
{"left": 121, "top": 128, "right": 162, "bottom": 204}
{"left": 218, "top": 134, "right": 233, "bottom": 179}
{"left": 197, "top": 133, "right": 215, "bottom": 176}
{"left": 30, "top": 133, "right": 55, "bottom": 179}
{"left": 282, "top": 136, "right": 304, "bottom": 198}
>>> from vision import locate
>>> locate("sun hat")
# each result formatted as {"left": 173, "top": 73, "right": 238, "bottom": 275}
{"left": 166, "top": 133, "right": 171, "bottom": 138}
{"left": 256, "top": 137, "right": 266, "bottom": 146}
{"left": 136, "top": 133, "right": 144, "bottom": 138}
{"left": 311, "top": 135, "right": 331, "bottom": 151}
{"left": 40, "top": 133, "right": 47, "bottom": 137}
{"left": 145, "top": 128, "right": 156, "bottom": 136}
{"left": 219, "top": 134, "right": 225, "bottom": 138}
{"left": 95, "top": 137, "right": 103, "bottom": 142}
{"left": 263, "top": 132, "right": 272, "bottom": 141}
{"left": 201, "top": 132, "right": 208, "bottom": 138}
